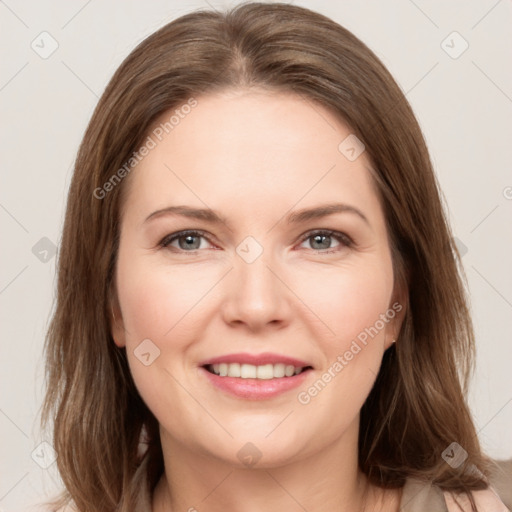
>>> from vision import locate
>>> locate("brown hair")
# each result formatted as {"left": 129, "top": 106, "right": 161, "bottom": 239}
{"left": 41, "top": 2, "right": 495, "bottom": 510}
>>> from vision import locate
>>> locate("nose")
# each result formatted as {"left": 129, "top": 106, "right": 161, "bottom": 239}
{"left": 220, "top": 245, "right": 291, "bottom": 332}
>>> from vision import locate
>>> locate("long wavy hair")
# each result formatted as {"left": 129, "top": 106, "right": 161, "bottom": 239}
{"left": 41, "top": 2, "right": 495, "bottom": 510}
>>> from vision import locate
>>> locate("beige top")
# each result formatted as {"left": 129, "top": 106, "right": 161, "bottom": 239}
{"left": 400, "top": 459, "right": 512, "bottom": 511}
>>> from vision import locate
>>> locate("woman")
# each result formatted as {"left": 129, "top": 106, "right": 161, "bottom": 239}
{"left": 40, "top": 2, "right": 511, "bottom": 511}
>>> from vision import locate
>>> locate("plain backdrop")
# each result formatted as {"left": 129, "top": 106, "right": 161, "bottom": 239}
{"left": 1, "top": 0, "right": 511, "bottom": 509}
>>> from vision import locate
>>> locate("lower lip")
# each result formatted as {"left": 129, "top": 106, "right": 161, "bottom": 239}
{"left": 199, "top": 367, "right": 312, "bottom": 400}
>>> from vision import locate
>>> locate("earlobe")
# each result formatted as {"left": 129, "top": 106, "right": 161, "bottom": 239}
{"left": 110, "top": 296, "right": 126, "bottom": 348}
{"left": 384, "top": 319, "right": 401, "bottom": 351}
{"left": 384, "top": 332, "right": 397, "bottom": 351}
{"left": 384, "top": 285, "right": 408, "bottom": 350}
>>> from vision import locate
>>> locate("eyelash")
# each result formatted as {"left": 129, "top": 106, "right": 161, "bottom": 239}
{"left": 159, "top": 229, "right": 353, "bottom": 255}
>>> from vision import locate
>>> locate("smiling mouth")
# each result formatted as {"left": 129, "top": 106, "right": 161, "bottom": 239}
{"left": 203, "top": 363, "right": 313, "bottom": 379}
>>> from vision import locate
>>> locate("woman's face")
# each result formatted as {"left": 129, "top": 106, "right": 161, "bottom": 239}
{"left": 111, "top": 88, "right": 404, "bottom": 468}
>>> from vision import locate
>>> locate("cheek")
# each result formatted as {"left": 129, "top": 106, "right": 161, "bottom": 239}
{"left": 291, "top": 259, "right": 394, "bottom": 349}
{"left": 115, "top": 257, "right": 211, "bottom": 413}
{"left": 116, "top": 256, "right": 226, "bottom": 400}
{"left": 117, "top": 258, "right": 216, "bottom": 345}
{"left": 292, "top": 265, "right": 393, "bottom": 426}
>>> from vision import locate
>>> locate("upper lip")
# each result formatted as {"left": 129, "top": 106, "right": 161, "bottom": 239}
{"left": 199, "top": 352, "right": 313, "bottom": 368}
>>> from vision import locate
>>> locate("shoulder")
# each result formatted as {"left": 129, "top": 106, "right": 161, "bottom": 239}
{"left": 400, "top": 459, "right": 512, "bottom": 512}
{"left": 400, "top": 477, "right": 448, "bottom": 511}
{"left": 489, "top": 458, "right": 512, "bottom": 508}
{"left": 473, "top": 458, "right": 512, "bottom": 511}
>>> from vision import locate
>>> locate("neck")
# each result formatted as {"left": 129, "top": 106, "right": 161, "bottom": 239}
{"left": 152, "top": 417, "right": 393, "bottom": 512}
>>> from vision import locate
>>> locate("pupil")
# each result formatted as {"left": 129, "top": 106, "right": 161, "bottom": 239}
{"left": 312, "top": 234, "right": 330, "bottom": 249}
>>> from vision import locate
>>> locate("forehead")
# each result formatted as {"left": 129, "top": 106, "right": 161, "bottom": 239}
{"left": 120, "top": 89, "right": 381, "bottom": 225}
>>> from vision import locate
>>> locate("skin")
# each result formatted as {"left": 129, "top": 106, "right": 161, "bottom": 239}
{"left": 111, "top": 88, "right": 406, "bottom": 512}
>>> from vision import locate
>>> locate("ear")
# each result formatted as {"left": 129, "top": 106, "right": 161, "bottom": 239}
{"left": 383, "top": 281, "right": 408, "bottom": 350}
{"left": 109, "top": 289, "right": 126, "bottom": 348}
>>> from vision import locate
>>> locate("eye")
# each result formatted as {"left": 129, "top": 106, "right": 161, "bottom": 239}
{"left": 297, "top": 230, "right": 352, "bottom": 254}
{"left": 159, "top": 230, "right": 213, "bottom": 252}
{"left": 159, "top": 229, "right": 353, "bottom": 254}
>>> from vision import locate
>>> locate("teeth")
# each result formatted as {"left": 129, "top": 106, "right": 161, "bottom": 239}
{"left": 241, "top": 364, "right": 257, "bottom": 378}
{"left": 227, "top": 363, "right": 240, "bottom": 377}
{"left": 208, "top": 363, "right": 305, "bottom": 379}
{"left": 273, "top": 363, "right": 285, "bottom": 378}
{"left": 256, "top": 364, "right": 273, "bottom": 380}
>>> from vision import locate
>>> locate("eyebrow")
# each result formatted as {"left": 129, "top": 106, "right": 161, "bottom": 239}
{"left": 144, "top": 202, "right": 369, "bottom": 228}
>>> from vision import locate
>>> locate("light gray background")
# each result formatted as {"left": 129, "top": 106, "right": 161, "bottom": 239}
{"left": 1, "top": 0, "right": 511, "bottom": 510}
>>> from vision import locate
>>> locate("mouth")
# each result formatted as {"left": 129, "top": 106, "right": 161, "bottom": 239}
{"left": 198, "top": 353, "right": 314, "bottom": 400}
{"left": 203, "top": 363, "right": 313, "bottom": 379}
